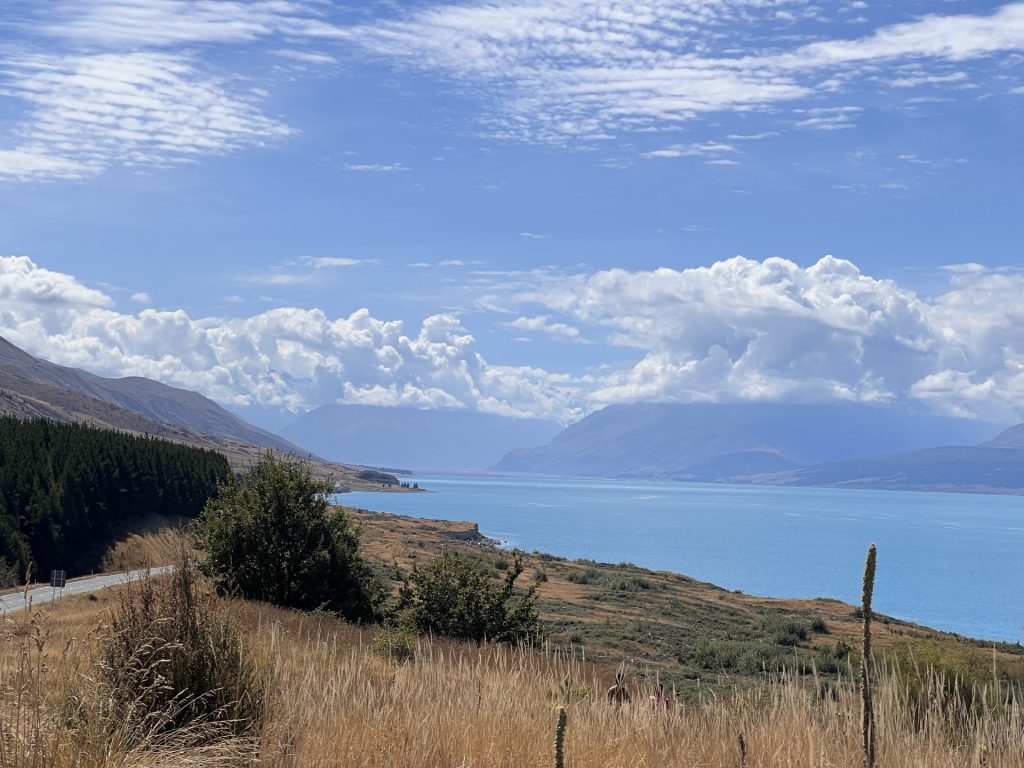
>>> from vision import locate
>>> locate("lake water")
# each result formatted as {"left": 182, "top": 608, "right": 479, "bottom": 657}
{"left": 339, "top": 475, "right": 1024, "bottom": 643}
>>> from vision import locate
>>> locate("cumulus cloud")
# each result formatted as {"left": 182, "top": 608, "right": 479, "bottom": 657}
{"left": 517, "top": 255, "right": 1024, "bottom": 422}
{"left": 0, "top": 256, "right": 576, "bottom": 422}
{"left": 3, "top": 255, "right": 1024, "bottom": 425}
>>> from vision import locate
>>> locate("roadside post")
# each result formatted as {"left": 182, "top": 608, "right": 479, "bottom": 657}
{"left": 50, "top": 569, "right": 66, "bottom": 602}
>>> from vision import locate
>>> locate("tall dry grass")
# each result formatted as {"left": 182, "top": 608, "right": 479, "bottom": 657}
{"left": 1, "top": 585, "right": 1021, "bottom": 767}
{"left": 0, "top": 574, "right": 259, "bottom": 767}
{"left": 248, "top": 605, "right": 1024, "bottom": 768}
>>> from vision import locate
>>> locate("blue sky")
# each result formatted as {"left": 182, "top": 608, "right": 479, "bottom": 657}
{"left": 1, "top": 0, "right": 1023, "bottom": 426}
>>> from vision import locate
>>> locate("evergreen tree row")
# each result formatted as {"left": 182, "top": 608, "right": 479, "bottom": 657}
{"left": 0, "top": 418, "right": 230, "bottom": 579}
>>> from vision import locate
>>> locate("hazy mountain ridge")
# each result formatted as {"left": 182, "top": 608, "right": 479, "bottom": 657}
{"left": 282, "top": 404, "right": 563, "bottom": 471}
{"left": 492, "top": 402, "right": 999, "bottom": 480}
{"left": 985, "top": 423, "right": 1024, "bottom": 449}
{"left": 760, "top": 445, "right": 1024, "bottom": 493}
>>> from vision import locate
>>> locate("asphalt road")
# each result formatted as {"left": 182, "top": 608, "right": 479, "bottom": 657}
{"left": 0, "top": 565, "right": 174, "bottom": 614}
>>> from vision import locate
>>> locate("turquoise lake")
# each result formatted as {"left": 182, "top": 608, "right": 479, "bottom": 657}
{"left": 339, "top": 475, "right": 1024, "bottom": 643}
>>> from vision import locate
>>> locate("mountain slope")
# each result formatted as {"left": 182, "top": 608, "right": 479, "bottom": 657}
{"left": 763, "top": 445, "right": 1024, "bottom": 493}
{"left": 0, "top": 337, "right": 395, "bottom": 490}
{"left": 282, "top": 404, "right": 562, "bottom": 470}
{"left": 0, "top": 336, "right": 300, "bottom": 453}
{"left": 985, "top": 423, "right": 1024, "bottom": 449}
{"left": 492, "top": 402, "right": 997, "bottom": 479}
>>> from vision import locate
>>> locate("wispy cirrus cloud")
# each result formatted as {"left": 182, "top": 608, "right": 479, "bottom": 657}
{"left": 341, "top": 1, "right": 1024, "bottom": 143}
{"left": 505, "top": 315, "right": 586, "bottom": 343}
{"left": 343, "top": 162, "right": 409, "bottom": 173}
{"left": 643, "top": 141, "right": 738, "bottom": 160}
{"left": 0, "top": 51, "right": 294, "bottom": 180}
{"left": 41, "top": 0, "right": 319, "bottom": 47}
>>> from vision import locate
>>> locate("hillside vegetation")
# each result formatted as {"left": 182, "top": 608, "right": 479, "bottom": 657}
{"left": 0, "top": 417, "right": 229, "bottom": 577}
{"left": 8, "top": 454, "right": 1023, "bottom": 766}
{"left": 8, "top": 577, "right": 1024, "bottom": 767}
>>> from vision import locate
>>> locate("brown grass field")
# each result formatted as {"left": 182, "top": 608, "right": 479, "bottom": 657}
{"left": 0, "top": 509, "right": 1021, "bottom": 766}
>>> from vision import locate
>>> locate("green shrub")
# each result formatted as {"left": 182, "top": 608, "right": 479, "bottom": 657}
{"left": 606, "top": 576, "right": 652, "bottom": 592}
{"left": 567, "top": 567, "right": 601, "bottom": 585}
{"left": 399, "top": 549, "right": 540, "bottom": 643}
{"left": 757, "top": 613, "right": 810, "bottom": 646}
{"left": 689, "top": 639, "right": 790, "bottom": 675}
{"left": 191, "top": 453, "right": 383, "bottom": 621}
{"left": 371, "top": 626, "right": 417, "bottom": 663}
{"left": 810, "top": 616, "right": 829, "bottom": 634}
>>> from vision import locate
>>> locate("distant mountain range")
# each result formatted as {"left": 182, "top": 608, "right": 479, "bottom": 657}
{"left": 0, "top": 336, "right": 393, "bottom": 490}
{"left": 492, "top": 402, "right": 1024, "bottom": 494}
{"left": 281, "top": 404, "right": 562, "bottom": 471}
{"left": 7, "top": 332, "right": 1023, "bottom": 494}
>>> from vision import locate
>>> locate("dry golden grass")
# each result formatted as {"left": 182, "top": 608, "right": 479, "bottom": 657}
{"left": 241, "top": 601, "right": 1024, "bottom": 767}
{"left": 102, "top": 517, "right": 191, "bottom": 572}
{"left": 0, "top": 592, "right": 257, "bottom": 768}
{"left": 5, "top": 509, "right": 1024, "bottom": 768}
{"left": 3, "top": 586, "right": 1024, "bottom": 767}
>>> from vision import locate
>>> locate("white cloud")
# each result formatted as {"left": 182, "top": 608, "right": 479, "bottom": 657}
{"left": 129, "top": 291, "right": 152, "bottom": 305}
{"left": 344, "top": 163, "right": 409, "bottom": 173}
{"left": 0, "top": 255, "right": 113, "bottom": 308}
{"left": 0, "top": 256, "right": 576, "bottom": 422}
{"left": 0, "top": 149, "right": 91, "bottom": 181}
{"left": 643, "top": 141, "right": 738, "bottom": 159}
{"left": 0, "top": 51, "right": 294, "bottom": 180}
{"left": 516, "top": 255, "right": 1024, "bottom": 422}
{"left": 45, "top": 0, "right": 320, "bottom": 47}
{"left": 4, "top": 254, "right": 1024, "bottom": 425}
{"left": 794, "top": 106, "right": 862, "bottom": 131}
{"left": 304, "top": 257, "right": 369, "bottom": 268}
{"left": 271, "top": 49, "right": 338, "bottom": 66}
{"left": 343, "top": 1, "right": 1024, "bottom": 143}
{"left": 506, "top": 315, "right": 585, "bottom": 342}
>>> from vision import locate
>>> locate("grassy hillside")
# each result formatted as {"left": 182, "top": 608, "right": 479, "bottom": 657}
{"left": 9, "top": 569, "right": 1024, "bottom": 767}
{"left": 351, "top": 508, "right": 1024, "bottom": 694}
{"left": 104, "top": 507, "right": 1024, "bottom": 694}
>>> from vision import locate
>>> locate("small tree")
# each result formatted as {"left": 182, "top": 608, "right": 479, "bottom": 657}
{"left": 191, "top": 453, "right": 382, "bottom": 621}
{"left": 399, "top": 549, "right": 540, "bottom": 643}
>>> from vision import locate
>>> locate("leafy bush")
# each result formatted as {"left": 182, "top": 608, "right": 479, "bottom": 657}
{"left": 757, "top": 613, "right": 810, "bottom": 646}
{"left": 371, "top": 626, "right": 418, "bottom": 663}
{"left": 191, "top": 454, "right": 383, "bottom": 621}
{"left": 567, "top": 567, "right": 602, "bottom": 585}
{"left": 399, "top": 549, "right": 540, "bottom": 643}
{"left": 98, "top": 561, "right": 263, "bottom": 736}
{"left": 810, "top": 616, "right": 829, "bottom": 634}
{"left": 689, "top": 639, "right": 792, "bottom": 675}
